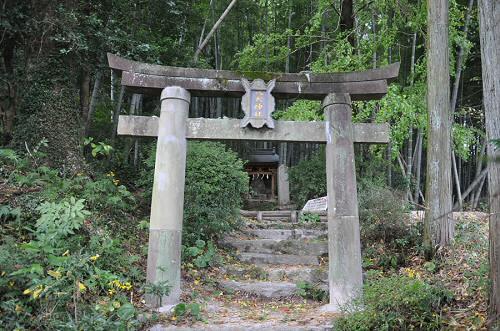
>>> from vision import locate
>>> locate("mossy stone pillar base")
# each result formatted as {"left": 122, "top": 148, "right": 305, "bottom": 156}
{"left": 146, "top": 86, "right": 191, "bottom": 307}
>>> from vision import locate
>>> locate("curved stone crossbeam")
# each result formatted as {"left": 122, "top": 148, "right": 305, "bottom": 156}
{"left": 107, "top": 53, "right": 400, "bottom": 101}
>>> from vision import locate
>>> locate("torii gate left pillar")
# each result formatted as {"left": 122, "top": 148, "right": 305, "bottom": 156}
{"left": 146, "top": 87, "right": 190, "bottom": 306}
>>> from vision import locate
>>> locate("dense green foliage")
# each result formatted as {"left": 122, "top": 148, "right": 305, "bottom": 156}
{"left": 0, "top": 149, "right": 145, "bottom": 329}
{"left": 140, "top": 142, "right": 249, "bottom": 246}
{"left": 359, "top": 181, "right": 422, "bottom": 270}
{"left": 289, "top": 149, "right": 326, "bottom": 208}
{"left": 335, "top": 274, "right": 452, "bottom": 330}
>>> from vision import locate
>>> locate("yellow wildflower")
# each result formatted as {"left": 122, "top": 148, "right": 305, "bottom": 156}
{"left": 33, "top": 285, "right": 44, "bottom": 299}
{"left": 9, "top": 281, "right": 14, "bottom": 287}
{"left": 403, "top": 268, "right": 416, "bottom": 278}
{"left": 78, "top": 281, "right": 86, "bottom": 293}
{"left": 15, "top": 304, "right": 23, "bottom": 313}
{"left": 62, "top": 250, "right": 70, "bottom": 256}
{"left": 108, "top": 289, "right": 116, "bottom": 296}
{"left": 109, "top": 279, "right": 120, "bottom": 287}
{"left": 90, "top": 254, "right": 100, "bottom": 261}
{"left": 113, "top": 179, "right": 120, "bottom": 186}
{"left": 48, "top": 270, "right": 62, "bottom": 279}
{"left": 23, "top": 288, "right": 32, "bottom": 295}
{"left": 194, "top": 279, "right": 200, "bottom": 285}
{"left": 121, "top": 282, "right": 132, "bottom": 291}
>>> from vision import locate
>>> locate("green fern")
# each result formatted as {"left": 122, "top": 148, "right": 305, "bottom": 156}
{"left": 35, "top": 197, "right": 91, "bottom": 245}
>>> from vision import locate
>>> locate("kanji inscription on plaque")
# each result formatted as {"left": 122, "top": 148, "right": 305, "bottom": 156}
{"left": 240, "top": 78, "right": 276, "bottom": 129}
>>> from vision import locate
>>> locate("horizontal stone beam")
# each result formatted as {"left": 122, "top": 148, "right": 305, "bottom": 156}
{"left": 117, "top": 116, "right": 390, "bottom": 144}
{"left": 108, "top": 53, "right": 400, "bottom": 84}
{"left": 121, "top": 72, "right": 388, "bottom": 101}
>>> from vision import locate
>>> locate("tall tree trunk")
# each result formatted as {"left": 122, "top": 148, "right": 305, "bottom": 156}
{"left": 85, "top": 69, "right": 103, "bottom": 136}
{"left": 472, "top": 175, "right": 486, "bottom": 210}
{"left": 387, "top": 143, "right": 392, "bottom": 186}
{"left": 194, "top": 0, "right": 238, "bottom": 63}
{"left": 451, "top": 0, "right": 475, "bottom": 114}
{"left": 414, "top": 130, "right": 424, "bottom": 203}
{"left": 286, "top": 10, "right": 294, "bottom": 73}
{"left": 452, "top": 151, "right": 463, "bottom": 209}
{"left": 406, "top": 32, "right": 417, "bottom": 203}
{"left": 129, "top": 94, "right": 143, "bottom": 167}
{"left": 111, "top": 86, "right": 125, "bottom": 146}
{"left": 472, "top": 141, "right": 487, "bottom": 206}
{"left": 478, "top": 0, "right": 500, "bottom": 326}
{"left": 372, "top": 12, "right": 377, "bottom": 69}
{"left": 1, "top": 37, "right": 17, "bottom": 145}
{"left": 450, "top": 0, "right": 475, "bottom": 210}
{"left": 340, "top": 0, "right": 355, "bottom": 47}
{"left": 424, "top": 0, "right": 453, "bottom": 250}
{"left": 110, "top": 69, "right": 116, "bottom": 102}
{"left": 79, "top": 69, "right": 91, "bottom": 127}
{"left": 1, "top": 82, "right": 17, "bottom": 146}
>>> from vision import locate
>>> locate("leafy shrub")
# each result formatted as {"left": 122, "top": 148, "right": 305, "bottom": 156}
{"left": 140, "top": 142, "right": 248, "bottom": 246}
{"left": 183, "top": 240, "right": 219, "bottom": 269}
{"left": 0, "top": 154, "right": 145, "bottom": 330}
{"left": 143, "top": 281, "right": 172, "bottom": 307}
{"left": 299, "top": 212, "right": 321, "bottom": 223}
{"left": 335, "top": 275, "right": 452, "bottom": 330}
{"left": 289, "top": 149, "right": 326, "bottom": 208}
{"left": 0, "top": 201, "right": 141, "bottom": 330}
{"left": 358, "top": 180, "right": 421, "bottom": 270}
{"left": 358, "top": 179, "right": 410, "bottom": 245}
{"left": 35, "top": 197, "right": 90, "bottom": 245}
{"left": 173, "top": 302, "right": 202, "bottom": 322}
{"left": 296, "top": 281, "right": 328, "bottom": 302}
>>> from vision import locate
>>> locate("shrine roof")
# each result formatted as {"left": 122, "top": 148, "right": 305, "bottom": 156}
{"left": 247, "top": 149, "right": 280, "bottom": 164}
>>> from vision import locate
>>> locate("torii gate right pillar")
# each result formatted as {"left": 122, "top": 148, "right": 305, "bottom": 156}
{"left": 323, "top": 93, "right": 363, "bottom": 311}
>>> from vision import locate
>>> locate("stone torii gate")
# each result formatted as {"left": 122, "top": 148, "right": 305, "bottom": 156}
{"left": 108, "top": 53, "right": 399, "bottom": 311}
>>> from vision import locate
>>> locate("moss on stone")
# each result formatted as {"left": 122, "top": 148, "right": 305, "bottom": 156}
{"left": 236, "top": 70, "right": 282, "bottom": 81}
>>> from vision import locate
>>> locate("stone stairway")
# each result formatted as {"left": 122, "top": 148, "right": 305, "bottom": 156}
{"left": 218, "top": 213, "right": 329, "bottom": 298}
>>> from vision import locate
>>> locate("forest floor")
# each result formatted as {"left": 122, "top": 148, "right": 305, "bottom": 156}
{"left": 414, "top": 212, "right": 489, "bottom": 329}
{"left": 147, "top": 212, "right": 489, "bottom": 330}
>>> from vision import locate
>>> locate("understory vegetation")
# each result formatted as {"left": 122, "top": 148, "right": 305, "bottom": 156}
{"left": 1, "top": 141, "right": 489, "bottom": 329}
{"left": 0, "top": 141, "right": 248, "bottom": 329}
{"left": 289, "top": 152, "right": 488, "bottom": 329}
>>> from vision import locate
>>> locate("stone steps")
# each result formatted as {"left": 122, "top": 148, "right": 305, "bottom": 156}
{"left": 264, "top": 265, "right": 328, "bottom": 284}
{"left": 237, "top": 252, "right": 320, "bottom": 266}
{"left": 240, "top": 209, "right": 328, "bottom": 223}
{"left": 153, "top": 323, "right": 332, "bottom": 331}
{"left": 218, "top": 279, "right": 328, "bottom": 299}
{"left": 223, "top": 238, "right": 328, "bottom": 256}
{"left": 224, "top": 264, "right": 328, "bottom": 284}
{"left": 218, "top": 280, "right": 298, "bottom": 298}
{"left": 245, "top": 220, "right": 328, "bottom": 230}
{"left": 244, "top": 229, "right": 327, "bottom": 240}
